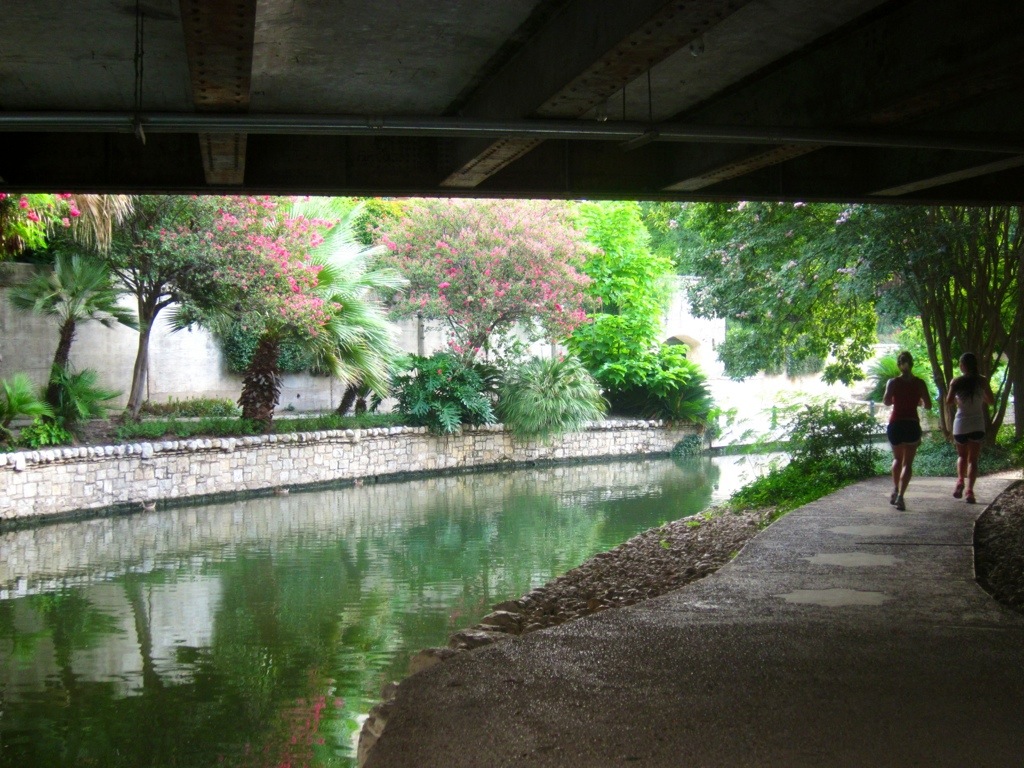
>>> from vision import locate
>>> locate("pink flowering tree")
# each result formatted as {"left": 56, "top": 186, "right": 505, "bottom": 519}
{"left": 375, "top": 198, "right": 594, "bottom": 358}
{"left": 172, "top": 196, "right": 338, "bottom": 427}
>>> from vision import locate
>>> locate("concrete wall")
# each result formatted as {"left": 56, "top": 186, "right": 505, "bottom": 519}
{"left": 0, "top": 264, "right": 723, "bottom": 412}
{"left": 0, "top": 263, "right": 420, "bottom": 411}
{"left": 0, "top": 420, "right": 698, "bottom": 522}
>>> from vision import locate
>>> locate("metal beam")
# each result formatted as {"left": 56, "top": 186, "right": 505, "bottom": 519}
{"left": 179, "top": 0, "right": 257, "bottom": 184}
{"left": 3, "top": 112, "right": 1023, "bottom": 154}
{"left": 658, "top": 0, "right": 1024, "bottom": 194}
{"left": 438, "top": 0, "right": 753, "bottom": 188}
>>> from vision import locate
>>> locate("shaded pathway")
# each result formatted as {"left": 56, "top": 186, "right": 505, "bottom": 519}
{"left": 365, "top": 475, "right": 1024, "bottom": 767}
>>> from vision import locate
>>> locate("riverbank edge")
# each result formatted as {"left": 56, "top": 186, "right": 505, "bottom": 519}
{"left": 0, "top": 419, "right": 700, "bottom": 527}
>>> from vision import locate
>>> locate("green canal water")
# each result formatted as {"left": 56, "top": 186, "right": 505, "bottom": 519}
{"left": 0, "top": 454, "right": 769, "bottom": 767}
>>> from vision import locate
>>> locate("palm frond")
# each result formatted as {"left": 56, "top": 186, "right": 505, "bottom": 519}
{"left": 68, "top": 194, "right": 133, "bottom": 253}
{"left": 9, "top": 252, "right": 137, "bottom": 330}
{"left": 0, "top": 373, "right": 53, "bottom": 431}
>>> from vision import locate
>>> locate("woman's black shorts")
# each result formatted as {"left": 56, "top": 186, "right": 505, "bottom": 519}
{"left": 953, "top": 431, "right": 985, "bottom": 444}
{"left": 887, "top": 420, "right": 922, "bottom": 446}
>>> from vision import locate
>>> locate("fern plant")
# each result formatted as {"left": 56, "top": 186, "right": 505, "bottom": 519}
{"left": 0, "top": 373, "right": 53, "bottom": 445}
{"left": 392, "top": 353, "right": 496, "bottom": 434}
{"left": 498, "top": 356, "right": 606, "bottom": 440}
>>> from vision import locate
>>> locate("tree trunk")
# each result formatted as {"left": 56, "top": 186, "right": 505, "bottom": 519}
{"left": 336, "top": 383, "right": 358, "bottom": 416}
{"left": 125, "top": 313, "right": 155, "bottom": 420}
{"left": 239, "top": 334, "right": 282, "bottom": 430}
{"left": 52, "top": 319, "right": 76, "bottom": 371}
{"left": 45, "top": 319, "right": 77, "bottom": 407}
{"left": 1014, "top": 321, "right": 1024, "bottom": 442}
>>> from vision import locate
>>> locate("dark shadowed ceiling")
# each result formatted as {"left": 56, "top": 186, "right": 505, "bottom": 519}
{"left": 2, "top": 0, "right": 1023, "bottom": 204}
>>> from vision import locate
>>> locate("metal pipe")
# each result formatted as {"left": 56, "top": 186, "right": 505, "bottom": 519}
{"left": 1, "top": 111, "right": 1022, "bottom": 154}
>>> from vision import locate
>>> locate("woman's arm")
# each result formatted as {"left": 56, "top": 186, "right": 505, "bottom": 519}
{"left": 982, "top": 377, "right": 995, "bottom": 405}
{"left": 944, "top": 377, "right": 959, "bottom": 407}
{"left": 882, "top": 379, "right": 895, "bottom": 406}
{"left": 919, "top": 379, "right": 932, "bottom": 410}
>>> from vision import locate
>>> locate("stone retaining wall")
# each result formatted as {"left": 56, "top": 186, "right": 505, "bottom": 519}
{"left": 0, "top": 421, "right": 697, "bottom": 522}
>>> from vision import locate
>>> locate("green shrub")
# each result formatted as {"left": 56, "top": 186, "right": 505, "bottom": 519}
{"left": 731, "top": 399, "right": 881, "bottom": 515}
{"left": 593, "top": 344, "right": 715, "bottom": 423}
{"left": 730, "top": 462, "right": 844, "bottom": 518}
{"left": 392, "top": 353, "right": 496, "bottom": 434}
{"left": 498, "top": 356, "right": 606, "bottom": 440}
{"left": 671, "top": 433, "right": 704, "bottom": 457}
{"left": 115, "top": 417, "right": 262, "bottom": 441}
{"left": 139, "top": 397, "right": 241, "bottom": 418}
{"left": 114, "top": 412, "right": 406, "bottom": 443}
{"left": 787, "top": 401, "right": 880, "bottom": 481}
{"left": 18, "top": 417, "right": 74, "bottom": 448}
{"left": 115, "top": 420, "right": 181, "bottom": 441}
{"left": 273, "top": 412, "right": 403, "bottom": 432}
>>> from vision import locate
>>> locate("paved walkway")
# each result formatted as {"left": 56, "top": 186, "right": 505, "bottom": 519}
{"left": 365, "top": 475, "right": 1024, "bottom": 767}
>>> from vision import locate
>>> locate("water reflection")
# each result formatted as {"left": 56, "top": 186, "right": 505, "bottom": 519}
{"left": 0, "top": 455, "right": 760, "bottom": 767}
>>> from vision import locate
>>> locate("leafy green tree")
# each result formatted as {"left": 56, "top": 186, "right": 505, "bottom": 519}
{"left": 103, "top": 195, "right": 224, "bottom": 418}
{"left": 684, "top": 201, "right": 877, "bottom": 384}
{"left": 567, "top": 201, "right": 713, "bottom": 423}
{"left": 375, "top": 198, "right": 593, "bottom": 358}
{"left": 844, "top": 205, "right": 1024, "bottom": 439}
{"left": 350, "top": 197, "right": 407, "bottom": 246}
{"left": 567, "top": 201, "right": 671, "bottom": 375}
{"left": 639, "top": 201, "right": 703, "bottom": 272}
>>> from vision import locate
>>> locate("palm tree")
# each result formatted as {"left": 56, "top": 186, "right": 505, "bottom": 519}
{"left": 9, "top": 247, "right": 137, "bottom": 406}
{"left": 300, "top": 200, "right": 407, "bottom": 407}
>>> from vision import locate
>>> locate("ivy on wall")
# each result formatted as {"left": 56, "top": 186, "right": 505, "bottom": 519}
{"left": 218, "top": 323, "right": 322, "bottom": 376}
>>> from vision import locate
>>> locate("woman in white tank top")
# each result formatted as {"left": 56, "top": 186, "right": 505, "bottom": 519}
{"left": 944, "top": 352, "right": 995, "bottom": 504}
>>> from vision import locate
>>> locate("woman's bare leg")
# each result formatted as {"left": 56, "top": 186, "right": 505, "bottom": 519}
{"left": 965, "top": 441, "right": 982, "bottom": 494}
{"left": 955, "top": 442, "right": 968, "bottom": 488}
{"left": 899, "top": 444, "right": 918, "bottom": 496}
